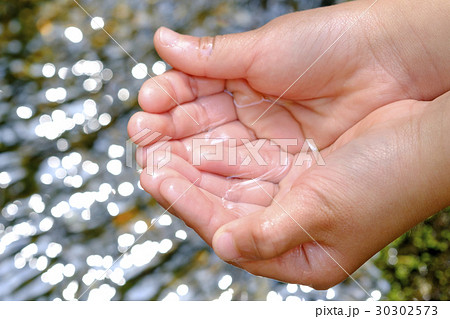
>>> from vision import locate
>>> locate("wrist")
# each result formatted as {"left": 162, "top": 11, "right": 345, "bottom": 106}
{"left": 415, "top": 91, "right": 450, "bottom": 219}
{"left": 368, "top": 0, "right": 450, "bottom": 100}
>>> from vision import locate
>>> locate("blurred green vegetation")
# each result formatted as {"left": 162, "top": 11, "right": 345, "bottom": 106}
{"left": 375, "top": 209, "right": 449, "bottom": 301}
{"left": 0, "top": 0, "right": 448, "bottom": 301}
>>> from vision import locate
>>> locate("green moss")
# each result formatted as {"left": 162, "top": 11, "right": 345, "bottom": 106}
{"left": 375, "top": 209, "right": 449, "bottom": 300}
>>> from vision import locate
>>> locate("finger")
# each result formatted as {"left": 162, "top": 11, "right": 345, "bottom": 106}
{"left": 135, "top": 120, "right": 256, "bottom": 168}
{"left": 128, "top": 92, "right": 237, "bottom": 145}
{"left": 188, "top": 140, "right": 294, "bottom": 183}
{"left": 139, "top": 165, "right": 191, "bottom": 209}
{"left": 140, "top": 151, "right": 277, "bottom": 206}
{"left": 198, "top": 173, "right": 278, "bottom": 207}
{"left": 154, "top": 27, "right": 261, "bottom": 79}
{"left": 140, "top": 139, "right": 294, "bottom": 183}
{"left": 138, "top": 70, "right": 225, "bottom": 113}
{"left": 158, "top": 175, "right": 261, "bottom": 243}
{"left": 181, "top": 120, "right": 256, "bottom": 146}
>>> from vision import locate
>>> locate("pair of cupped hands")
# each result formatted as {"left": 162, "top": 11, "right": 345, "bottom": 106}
{"left": 128, "top": 0, "right": 450, "bottom": 289}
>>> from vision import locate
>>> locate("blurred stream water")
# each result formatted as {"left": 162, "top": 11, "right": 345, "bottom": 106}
{"left": 0, "top": 0, "right": 391, "bottom": 300}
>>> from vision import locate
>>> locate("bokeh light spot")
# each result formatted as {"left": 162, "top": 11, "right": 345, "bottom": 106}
{"left": 131, "top": 63, "right": 148, "bottom": 79}
{"left": 42, "top": 63, "right": 56, "bottom": 78}
{"left": 64, "top": 27, "right": 83, "bottom": 43}
{"left": 91, "top": 17, "right": 105, "bottom": 30}
{"left": 152, "top": 61, "right": 167, "bottom": 75}
{"left": 118, "top": 88, "right": 130, "bottom": 101}
{"left": 16, "top": 106, "right": 33, "bottom": 119}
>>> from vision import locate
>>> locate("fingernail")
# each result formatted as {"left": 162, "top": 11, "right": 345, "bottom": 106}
{"left": 215, "top": 232, "right": 240, "bottom": 261}
{"left": 233, "top": 96, "right": 267, "bottom": 109}
{"left": 159, "top": 27, "right": 179, "bottom": 47}
{"left": 229, "top": 88, "right": 268, "bottom": 109}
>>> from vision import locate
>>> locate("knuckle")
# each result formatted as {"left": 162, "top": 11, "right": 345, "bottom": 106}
{"left": 191, "top": 98, "right": 210, "bottom": 128}
{"left": 161, "top": 74, "right": 179, "bottom": 101}
{"left": 197, "top": 36, "right": 215, "bottom": 58}
{"left": 187, "top": 75, "right": 199, "bottom": 97}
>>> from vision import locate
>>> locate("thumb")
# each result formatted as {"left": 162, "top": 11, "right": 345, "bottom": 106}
{"left": 211, "top": 184, "right": 332, "bottom": 261}
{"left": 154, "top": 27, "right": 260, "bottom": 79}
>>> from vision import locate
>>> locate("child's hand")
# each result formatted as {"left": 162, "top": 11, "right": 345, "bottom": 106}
{"left": 128, "top": 0, "right": 450, "bottom": 288}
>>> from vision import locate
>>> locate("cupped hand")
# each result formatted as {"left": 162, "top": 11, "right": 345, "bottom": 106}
{"left": 130, "top": 0, "right": 450, "bottom": 150}
{"left": 127, "top": 0, "right": 450, "bottom": 288}
{"left": 130, "top": 79, "right": 450, "bottom": 288}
